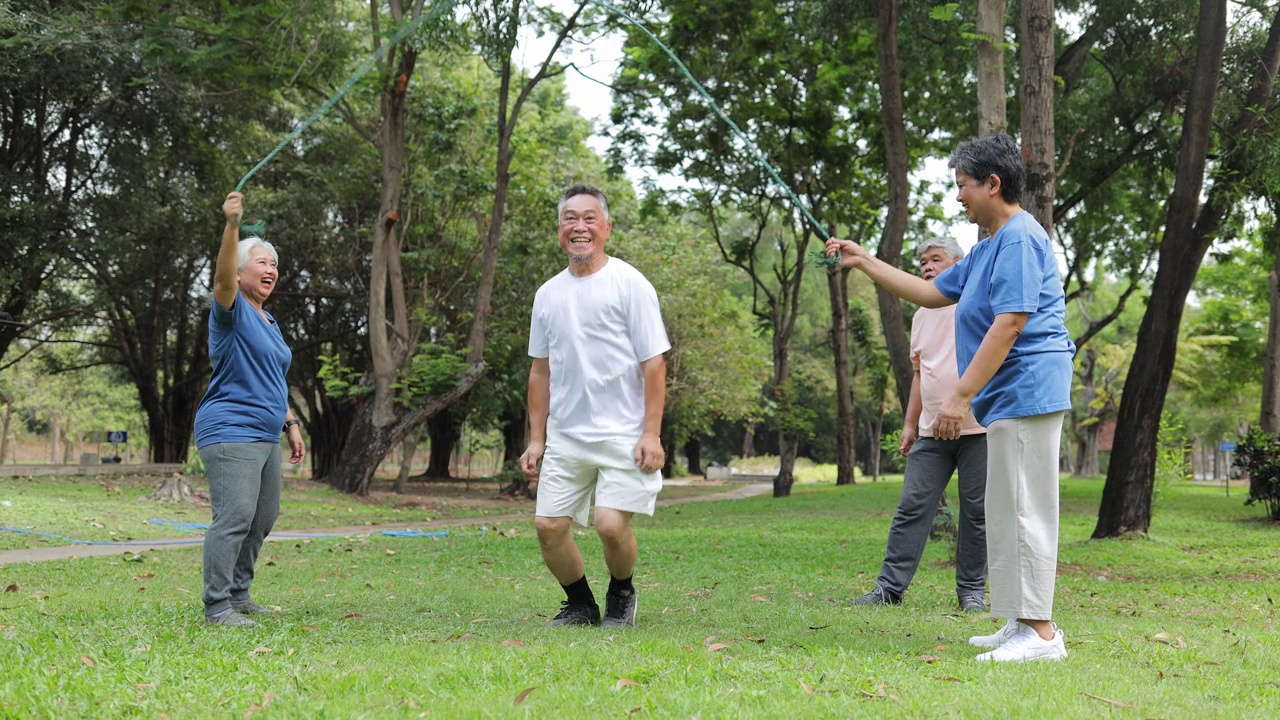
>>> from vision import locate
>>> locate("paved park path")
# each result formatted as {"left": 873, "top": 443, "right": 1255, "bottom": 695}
{"left": 0, "top": 482, "right": 773, "bottom": 566}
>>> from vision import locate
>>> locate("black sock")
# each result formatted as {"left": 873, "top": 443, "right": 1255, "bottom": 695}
{"left": 608, "top": 575, "right": 634, "bottom": 595}
{"left": 562, "top": 576, "right": 595, "bottom": 606}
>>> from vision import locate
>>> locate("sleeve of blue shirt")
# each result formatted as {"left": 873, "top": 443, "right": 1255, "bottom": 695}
{"left": 932, "top": 253, "right": 970, "bottom": 302}
{"left": 988, "top": 234, "right": 1044, "bottom": 315}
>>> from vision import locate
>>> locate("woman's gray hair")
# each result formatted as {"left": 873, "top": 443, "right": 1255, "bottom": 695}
{"left": 237, "top": 237, "right": 278, "bottom": 270}
{"left": 916, "top": 236, "right": 965, "bottom": 261}
{"left": 947, "top": 133, "right": 1025, "bottom": 204}
{"left": 557, "top": 184, "right": 610, "bottom": 221}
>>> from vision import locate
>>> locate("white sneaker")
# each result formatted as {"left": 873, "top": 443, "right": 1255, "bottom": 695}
{"left": 969, "top": 618, "right": 1020, "bottom": 648}
{"left": 975, "top": 622, "right": 1067, "bottom": 663}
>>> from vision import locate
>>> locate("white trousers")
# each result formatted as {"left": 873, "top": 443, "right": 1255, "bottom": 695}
{"left": 986, "top": 412, "right": 1064, "bottom": 620}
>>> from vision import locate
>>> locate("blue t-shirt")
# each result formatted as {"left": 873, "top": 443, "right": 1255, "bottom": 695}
{"left": 194, "top": 293, "right": 292, "bottom": 448}
{"left": 932, "top": 211, "right": 1075, "bottom": 426}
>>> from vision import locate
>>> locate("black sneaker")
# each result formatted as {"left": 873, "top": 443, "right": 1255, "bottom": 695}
{"left": 850, "top": 586, "right": 903, "bottom": 606}
{"left": 602, "top": 588, "right": 638, "bottom": 628}
{"left": 958, "top": 593, "right": 988, "bottom": 612}
{"left": 549, "top": 601, "right": 601, "bottom": 626}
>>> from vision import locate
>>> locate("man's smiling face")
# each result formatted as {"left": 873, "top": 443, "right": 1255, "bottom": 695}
{"left": 558, "top": 193, "right": 611, "bottom": 267}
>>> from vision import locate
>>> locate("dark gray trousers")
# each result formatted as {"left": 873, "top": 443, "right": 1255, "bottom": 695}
{"left": 876, "top": 434, "right": 988, "bottom": 598}
{"left": 199, "top": 441, "right": 281, "bottom": 616}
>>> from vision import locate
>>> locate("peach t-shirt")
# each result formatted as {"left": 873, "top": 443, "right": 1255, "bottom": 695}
{"left": 910, "top": 305, "right": 985, "bottom": 438}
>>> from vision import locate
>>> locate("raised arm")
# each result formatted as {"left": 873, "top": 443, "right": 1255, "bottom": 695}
{"left": 824, "top": 237, "right": 952, "bottom": 308}
{"left": 214, "top": 192, "right": 243, "bottom": 310}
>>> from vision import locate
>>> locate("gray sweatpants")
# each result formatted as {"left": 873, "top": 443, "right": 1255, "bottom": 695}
{"left": 199, "top": 441, "right": 281, "bottom": 616}
{"left": 876, "top": 433, "right": 988, "bottom": 598}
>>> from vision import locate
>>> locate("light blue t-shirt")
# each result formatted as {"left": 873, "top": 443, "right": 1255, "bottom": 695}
{"left": 194, "top": 293, "right": 292, "bottom": 448}
{"left": 932, "top": 211, "right": 1075, "bottom": 426}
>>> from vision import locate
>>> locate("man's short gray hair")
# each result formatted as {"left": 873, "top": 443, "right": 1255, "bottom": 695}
{"left": 916, "top": 236, "right": 965, "bottom": 261}
{"left": 557, "top": 184, "right": 610, "bottom": 222}
{"left": 237, "top": 237, "right": 278, "bottom": 270}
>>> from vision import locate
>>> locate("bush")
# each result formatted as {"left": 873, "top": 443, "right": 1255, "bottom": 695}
{"left": 1232, "top": 426, "right": 1280, "bottom": 522}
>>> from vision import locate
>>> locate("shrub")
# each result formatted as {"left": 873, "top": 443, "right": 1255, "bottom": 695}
{"left": 1232, "top": 426, "right": 1280, "bottom": 522}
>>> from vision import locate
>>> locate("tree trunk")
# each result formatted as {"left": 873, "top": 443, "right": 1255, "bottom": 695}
{"left": 1262, "top": 248, "right": 1280, "bottom": 433}
{"left": 1072, "top": 348, "right": 1101, "bottom": 476}
{"left": 0, "top": 399, "right": 10, "bottom": 465}
{"left": 1094, "top": 0, "right": 1240, "bottom": 538}
{"left": 500, "top": 405, "right": 526, "bottom": 468}
{"left": 393, "top": 427, "right": 421, "bottom": 494}
{"left": 976, "top": 0, "right": 1008, "bottom": 135}
{"left": 775, "top": 434, "right": 798, "bottom": 498}
{"left": 828, "top": 265, "right": 857, "bottom": 485}
{"left": 323, "top": 365, "right": 484, "bottom": 495}
{"left": 147, "top": 474, "right": 209, "bottom": 503}
{"left": 741, "top": 422, "right": 756, "bottom": 458}
{"left": 426, "top": 407, "right": 462, "bottom": 479}
{"left": 874, "top": 0, "right": 913, "bottom": 411}
{"left": 662, "top": 441, "right": 676, "bottom": 479}
{"left": 872, "top": 398, "right": 885, "bottom": 482}
{"left": 50, "top": 415, "right": 60, "bottom": 464}
{"left": 685, "top": 437, "right": 703, "bottom": 477}
{"left": 1020, "top": 0, "right": 1055, "bottom": 237}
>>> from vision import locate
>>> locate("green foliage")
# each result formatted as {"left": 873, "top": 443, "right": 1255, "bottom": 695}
{"left": 316, "top": 354, "right": 369, "bottom": 399}
{"left": 1232, "top": 426, "right": 1280, "bottom": 521}
{"left": 1153, "top": 412, "right": 1191, "bottom": 509}
{"left": 393, "top": 346, "right": 468, "bottom": 403}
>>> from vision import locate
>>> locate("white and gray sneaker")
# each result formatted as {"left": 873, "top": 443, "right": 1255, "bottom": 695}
{"left": 975, "top": 622, "right": 1067, "bottom": 663}
{"left": 969, "top": 618, "right": 1020, "bottom": 648}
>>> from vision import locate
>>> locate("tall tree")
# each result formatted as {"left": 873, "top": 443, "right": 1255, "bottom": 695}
{"left": 322, "top": 0, "right": 597, "bottom": 494}
{"left": 1019, "top": 0, "right": 1056, "bottom": 236}
{"left": 976, "top": 0, "right": 1008, "bottom": 136}
{"left": 1096, "top": 2, "right": 1280, "bottom": 537}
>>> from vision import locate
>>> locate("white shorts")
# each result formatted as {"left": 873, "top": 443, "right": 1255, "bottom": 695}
{"left": 536, "top": 430, "right": 663, "bottom": 526}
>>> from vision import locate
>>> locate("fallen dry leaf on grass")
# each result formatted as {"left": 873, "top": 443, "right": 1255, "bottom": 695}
{"left": 341, "top": 613, "right": 363, "bottom": 620}
{"left": 936, "top": 676, "right": 965, "bottom": 683}
{"left": 513, "top": 687, "right": 536, "bottom": 706}
{"left": 919, "top": 655, "right": 943, "bottom": 664}
{"left": 4, "top": 584, "right": 18, "bottom": 593}
{"left": 247, "top": 646, "right": 272, "bottom": 657}
{"left": 750, "top": 594, "right": 769, "bottom": 602}
{"left": 1080, "top": 692, "right": 1135, "bottom": 708}
{"left": 301, "top": 625, "right": 317, "bottom": 631}
{"left": 616, "top": 678, "right": 641, "bottom": 688}
{"left": 501, "top": 639, "right": 526, "bottom": 647}
{"left": 1151, "top": 632, "right": 1187, "bottom": 648}
{"left": 80, "top": 656, "right": 95, "bottom": 667}
{"left": 799, "top": 681, "right": 817, "bottom": 695}
{"left": 707, "top": 643, "right": 730, "bottom": 652}
{"left": 135, "top": 683, "right": 156, "bottom": 689}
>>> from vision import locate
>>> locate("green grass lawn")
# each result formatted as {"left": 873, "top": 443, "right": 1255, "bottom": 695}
{"left": 1, "top": 476, "right": 1277, "bottom": 718}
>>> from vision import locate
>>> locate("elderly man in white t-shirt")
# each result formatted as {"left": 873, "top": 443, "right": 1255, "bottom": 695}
{"left": 520, "top": 184, "right": 670, "bottom": 628}
{"left": 850, "top": 236, "right": 989, "bottom": 611}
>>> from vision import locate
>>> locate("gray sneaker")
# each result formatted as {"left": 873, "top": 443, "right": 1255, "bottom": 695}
{"left": 850, "top": 586, "right": 903, "bottom": 606}
{"left": 959, "top": 594, "right": 988, "bottom": 612}
{"left": 232, "top": 600, "right": 276, "bottom": 615}
{"left": 549, "top": 601, "right": 601, "bottom": 627}
{"left": 602, "top": 589, "right": 638, "bottom": 628}
{"left": 205, "top": 609, "right": 259, "bottom": 628}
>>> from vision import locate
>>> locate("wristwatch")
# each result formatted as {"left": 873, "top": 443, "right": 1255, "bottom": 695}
{"left": 283, "top": 419, "right": 301, "bottom": 433}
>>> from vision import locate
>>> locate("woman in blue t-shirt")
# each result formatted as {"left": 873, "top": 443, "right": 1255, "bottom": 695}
{"left": 826, "top": 134, "right": 1073, "bottom": 663}
{"left": 193, "top": 191, "right": 305, "bottom": 627}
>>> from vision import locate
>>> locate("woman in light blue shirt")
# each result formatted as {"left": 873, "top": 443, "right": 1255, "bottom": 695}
{"left": 826, "top": 134, "right": 1073, "bottom": 663}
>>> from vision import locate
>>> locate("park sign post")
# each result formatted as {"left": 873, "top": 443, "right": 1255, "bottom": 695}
{"left": 1219, "top": 441, "right": 1236, "bottom": 496}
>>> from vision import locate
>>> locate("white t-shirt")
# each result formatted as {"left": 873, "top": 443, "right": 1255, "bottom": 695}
{"left": 910, "top": 305, "right": 985, "bottom": 438}
{"left": 529, "top": 257, "right": 671, "bottom": 441}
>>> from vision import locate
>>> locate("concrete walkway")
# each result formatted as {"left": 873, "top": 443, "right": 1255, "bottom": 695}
{"left": 0, "top": 482, "right": 772, "bottom": 566}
